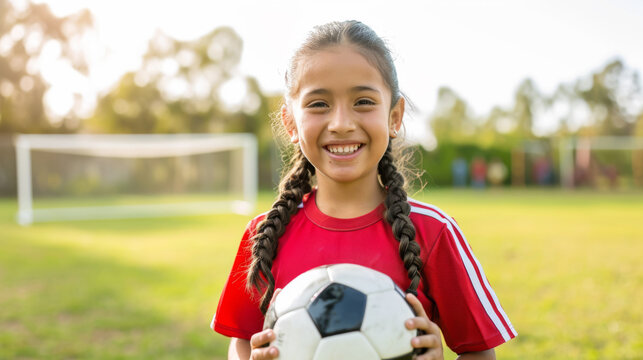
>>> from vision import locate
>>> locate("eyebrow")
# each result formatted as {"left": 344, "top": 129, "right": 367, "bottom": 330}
{"left": 302, "top": 86, "right": 380, "bottom": 97}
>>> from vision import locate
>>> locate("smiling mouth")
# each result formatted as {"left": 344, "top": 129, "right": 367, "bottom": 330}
{"left": 325, "top": 144, "right": 363, "bottom": 155}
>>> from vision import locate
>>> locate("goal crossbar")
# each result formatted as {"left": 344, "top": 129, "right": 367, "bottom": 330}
{"left": 15, "top": 133, "right": 258, "bottom": 225}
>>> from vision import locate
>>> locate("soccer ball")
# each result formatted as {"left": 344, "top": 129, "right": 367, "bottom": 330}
{"left": 263, "top": 263, "right": 418, "bottom": 360}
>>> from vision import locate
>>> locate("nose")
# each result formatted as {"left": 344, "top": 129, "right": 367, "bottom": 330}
{"left": 327, "top": 105, "right": 356, "bottom": 134}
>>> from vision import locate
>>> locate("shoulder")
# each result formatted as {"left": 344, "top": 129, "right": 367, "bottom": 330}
{"left": 406, "top": 197, "right": 455, "bottom": 229}
{"left": 248, "top": 211, "right": 268, "bottom": 228}
{"left": 248, "top": 211, "right": 268, "bottom": 226}
{"left": 405, "top": 197, "right": 463, "bottom": 254}
{"left": 241, "top": 211, "right": 268, "bottom": 240}
{"left": 244, "top": 194, "right": 308, "bottom": 234}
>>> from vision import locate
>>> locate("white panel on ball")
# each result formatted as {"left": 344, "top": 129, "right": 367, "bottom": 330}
{"left": 361, "top": 290, "right": 416, "bottom": 358}
{"left": 274, "top": 267, "right": 330, "bottom": 316}
{"left": 271, "top": 308, "right": 321, "bottom": 360}
{"left": 327, "top": 263, "right": 394, "bottom": 294}
{"left": 312, "top": 332, "right": 380, "bottom": 360}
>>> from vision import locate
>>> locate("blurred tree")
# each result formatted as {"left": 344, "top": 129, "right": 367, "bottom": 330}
{"left": 575, "top": 59, "right": 642, "bottom": 136}
{"left": 86, "top": 27, "right": 280, "bottom": 188}
{"left": 478, "top": 105, "right": 518, "bottom": 146}
{"left": 509, "top": 78, "right": 541, "bottom": 139}
{"left": 0, "top": 0, "right": 93, "bottom": 133}
{"left": 429, "top": 87, "right": 478, "bottom": 143}
{"left": 551, "top": 83, "right": 579, "bottom": 137}
{"left": 88, "top": 28, "right": 252, "bottom": 133}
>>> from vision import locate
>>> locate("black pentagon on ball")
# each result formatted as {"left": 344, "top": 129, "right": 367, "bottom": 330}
{"left": 306, "top": 282, "right": 367, "bottom": 337}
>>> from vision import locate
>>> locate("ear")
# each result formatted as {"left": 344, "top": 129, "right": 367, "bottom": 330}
{"left": 281, "top": 104, "right": 299, "bottom": 143}
{"left": 388, "top": 97, "right": 405, "bottom": 138}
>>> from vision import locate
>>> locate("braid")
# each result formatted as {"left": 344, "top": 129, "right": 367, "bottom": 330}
{"left": 247, "top": 149, "right": 315, "bottom": 314}
{"left": 378, "top": 141, "right": 423, "bottom": 295}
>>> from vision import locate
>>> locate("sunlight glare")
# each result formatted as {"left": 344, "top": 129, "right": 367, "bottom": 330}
{"left": 43, "top": 86, "right": 74, "bottom": 120}
{"left": 219, "top": 77, "right": 247, "bottom": 112}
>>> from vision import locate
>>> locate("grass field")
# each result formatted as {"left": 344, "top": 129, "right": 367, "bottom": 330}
{"left": 1, "top": 189, "right": 642, "bottom": 359}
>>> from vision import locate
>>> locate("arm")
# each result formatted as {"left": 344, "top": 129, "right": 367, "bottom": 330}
{"left": 227, "top": 332, "right": 279, "bottom": 360}
{"left": 457, "top": 349, "right": 495, "bottom": 360}
{"left": 228, "top": 338, "right": 250, "bottom": 360}
{"left": 226, "top": 289, "right": 283, "bottom": 360}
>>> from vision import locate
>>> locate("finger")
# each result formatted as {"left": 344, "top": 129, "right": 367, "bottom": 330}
{"left": 414, "top": 347, "right": 443, "bottom": 360}
{"left": 405, "top": 292, "right": 428, "bottom": 318}
{"left": 250, "top": 346, "right": 279, "bottom": 360}
{"left": 404, "top": 293, "right": 441, "bottom": 336}
{"left": 250, "top": 329, "right": 276, "bottom": 349}
{"left": 406, "top": 316, "right": 441, "bottom": 335}
{"left": 411, "top": 333, "right": 441, "bottom": 349}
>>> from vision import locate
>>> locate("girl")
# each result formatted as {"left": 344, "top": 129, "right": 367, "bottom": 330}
{"left": 212, "top": 20, "right": 516, "bottom": 360}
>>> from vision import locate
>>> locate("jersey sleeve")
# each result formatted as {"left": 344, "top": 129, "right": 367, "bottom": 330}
{"left": 211, "top": 217, "right": 265, "bottom": 340}
{"left": 425, "top": 220, "right": 517, "bottom": 354}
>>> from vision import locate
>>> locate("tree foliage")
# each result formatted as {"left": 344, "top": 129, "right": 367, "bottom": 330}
{"left": 0, "top": 0, "right": 93, "bottom": 133}
{"left": 575, "top": 59, "right": 641, "bottom": 136}
{"left": 86, "top": 27, "right": 267, "bottom": 134}
{"left": 428, "top": 58, "right": 643, "bottom": 149}
{"left": 430, "top": 87, "right": 476, "bottom": 143}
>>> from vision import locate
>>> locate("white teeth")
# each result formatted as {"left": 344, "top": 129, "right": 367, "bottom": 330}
{"left": 328, "top": 144, "right": 360, "bottom": 154}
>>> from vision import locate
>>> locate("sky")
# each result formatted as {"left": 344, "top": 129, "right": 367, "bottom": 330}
{"left": 20, "top": 0, "right": 643, "bottom": 143}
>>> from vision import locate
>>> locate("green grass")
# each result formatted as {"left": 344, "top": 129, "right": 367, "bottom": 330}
{"left": 1, "top": 189, "right": 642, "bottom": 359}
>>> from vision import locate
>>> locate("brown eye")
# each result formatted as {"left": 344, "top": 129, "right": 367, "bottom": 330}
{"left": 308, "top": 101, "right": 329, "bottom": 108}
{"left": 355, "top": 98, "right": 375, "bottom": 106}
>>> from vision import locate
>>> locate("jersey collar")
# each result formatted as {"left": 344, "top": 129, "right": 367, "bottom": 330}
{"left": 303, "top": 189, "right": 386, "bottom": 231}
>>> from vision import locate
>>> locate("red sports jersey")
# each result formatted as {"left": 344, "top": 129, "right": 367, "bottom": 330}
{"left": 212, "top": 190, "right": 516, "bottom": 354}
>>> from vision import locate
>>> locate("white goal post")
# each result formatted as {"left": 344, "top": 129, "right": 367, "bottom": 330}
{"left": 15, "top": 133, "right": 257, "bottom": 225}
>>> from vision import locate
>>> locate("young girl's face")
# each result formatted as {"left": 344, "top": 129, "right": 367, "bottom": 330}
{"left": 284, "top": 45, "right": 402, "bottom": 187}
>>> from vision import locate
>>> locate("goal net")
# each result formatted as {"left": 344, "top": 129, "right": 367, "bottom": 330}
{"left": 15, "top": 133, "right": 257, "bottom": 225}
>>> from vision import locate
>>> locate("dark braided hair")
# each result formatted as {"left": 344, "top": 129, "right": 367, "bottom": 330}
{"left": 247, "top": 149, "right": 315, "bottom": 314}
{"left": 378, "top": 142, "right": 423, "bottom": 295}
{"left": 247, "top": 20, "right": 423, "bottom": 315}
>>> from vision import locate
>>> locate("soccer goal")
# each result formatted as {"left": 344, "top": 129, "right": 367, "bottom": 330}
{"left": 558, "top": 136, "right": 643, "bottom": 189}
{"left": 15, "top": 133, "right": 257, "bottom": 225}
{"left": 511, "top": 137, "right": 643, "bottom": 188}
